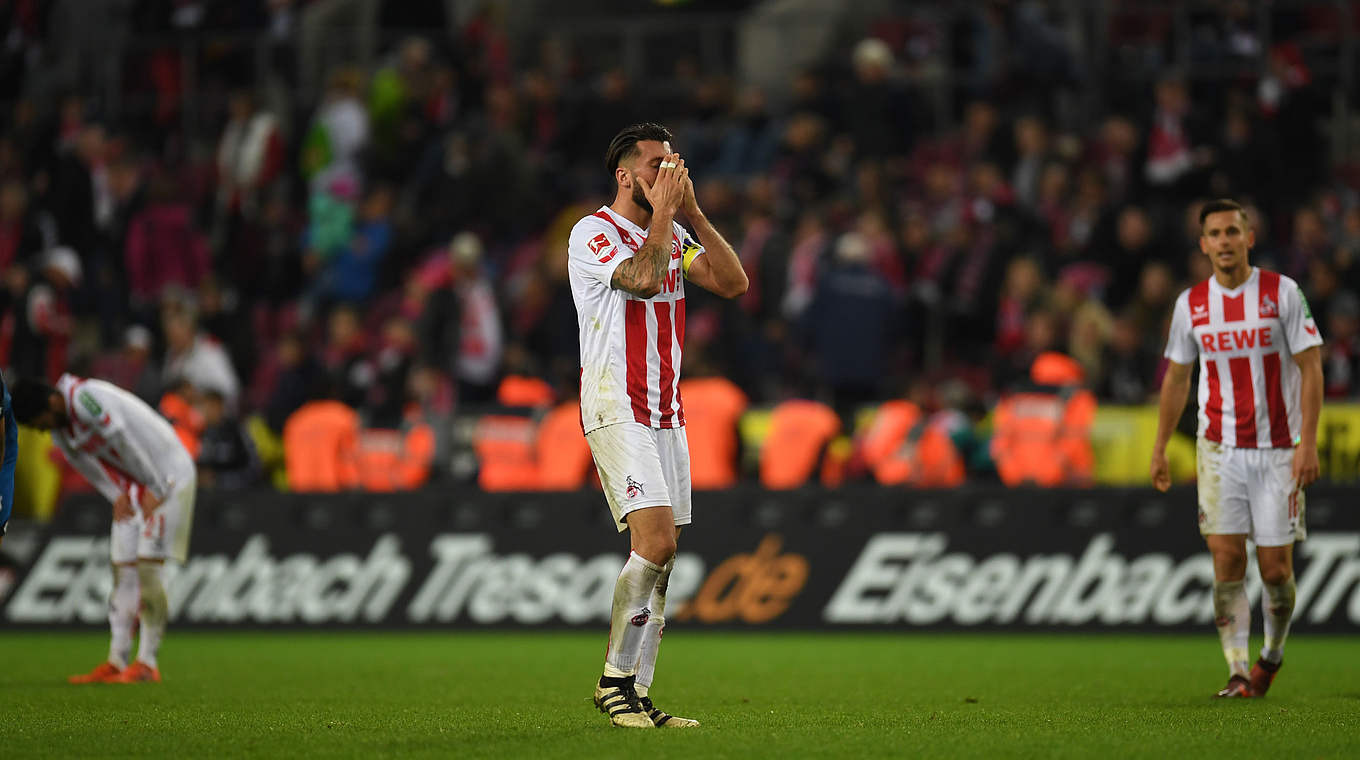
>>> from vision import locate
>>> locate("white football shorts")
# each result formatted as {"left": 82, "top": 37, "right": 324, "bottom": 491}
{"left": 586, "top": 421, "right": 692, "bottom": 533}
{"left": 111, "top": 473, "right": 197, "bottom": 564}
{"left": 1196, "top": 438, "right": 1305, "bottom": 547}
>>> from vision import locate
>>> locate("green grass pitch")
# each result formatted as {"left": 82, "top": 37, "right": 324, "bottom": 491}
{"left": 2, "top": 631, "right": 1358, "bottom": 758}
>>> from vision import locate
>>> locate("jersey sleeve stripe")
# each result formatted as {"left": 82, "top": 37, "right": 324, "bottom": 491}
{"left": 1262, "top": 352, "right": 1293, "bottom": 447}
{"left": 1228, "top": 356, "right": 1257, "bottom": 448}
{"left": 625, "top": 300, "right": 652, "bottom": 425}
{"left": 1205, "top": 358, "right": 1223, "bottom": 443}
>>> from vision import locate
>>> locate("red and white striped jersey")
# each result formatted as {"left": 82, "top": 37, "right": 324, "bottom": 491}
{"left": 1164, "top": 268, "right": 1323, "bottom": 448}
{"left": 568, "top": 206, "right": 705, "bottom": 434}
{"left": 52, "top": 374, "right": 195, "bottom": 504}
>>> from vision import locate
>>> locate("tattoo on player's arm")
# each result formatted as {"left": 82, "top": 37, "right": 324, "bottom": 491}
{"left": 611, "top": 238, "right": 670, "bottom": 297}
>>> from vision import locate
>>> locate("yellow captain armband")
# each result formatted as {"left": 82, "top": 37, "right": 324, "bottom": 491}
{"left": 681, "top": 239, "right": 703, "bottom": 277}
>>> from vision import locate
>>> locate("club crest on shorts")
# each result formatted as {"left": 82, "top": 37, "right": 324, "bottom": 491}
{"left": 625, "top": 476, "right": 644, "bottom": 499}
{"left": 631, "top": 607, "right": 651, "bottom": 626}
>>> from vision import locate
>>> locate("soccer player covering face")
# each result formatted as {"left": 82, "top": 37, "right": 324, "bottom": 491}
{"left": 567, "top": 123, "right": 747, "bottom": 728}
{"left": 11, "top": 374, "right": 198, "bottom": 684}
{"left": 1151, "top": 199, "right": 1323, "bottom": 698}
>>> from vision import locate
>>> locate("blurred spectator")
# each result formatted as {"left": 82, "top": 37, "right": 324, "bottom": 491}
{"left": 10, "top": 247, "right": 80, "bottom": 381}
{"left": 801, "top": 231, "right": 901, "bottom": 427}
{"left": 444, "top": 232, "right": 503, "bottom": 404}
{"left": 305, "top": 183, "right": 394, "bottom": 309}
{"left": 842, "top": 37, "right": 914, "bottom": 160}
{"left": 283, "top": 382, "right": 360, "bottom": 492}
{"left": 302, "top": 67, "right": 370, "bottom": 186}
{"left": 0, "top": 179, "right": 46, "bottom": 273}
{"left": 159, "top": 376, "right": 204, "bottom": 461}
{"left": 1143, "top": 74, "right": 1209, "bottom": 196}
{"left": 89, "top": 324, "right": 161, "bottom": 405}
{"left": 1099, "top": 312, "right": 1160, "bottom": 404}
{"left": 162, "top": 303, "right": 240, "bottom": 410}
{"left": 196, "top": 388, "right": 259, "bottom": 490}
{"left": 1323, "top": 291, "right": 1360, "bottom": 398}
{"left": 124, "top": 172, "right": 211, "bottom": 323}
{"left": 362, "top": 317, "right": 417, "bottom": 427}
{"left": 320, "top": 304, "right": 370, "bottom": 410}
{"left": 995, "top": 256, "right": 1046, "bottom": 356}
{"left": 215, "top": 89, "right": 284, "bottom": 222}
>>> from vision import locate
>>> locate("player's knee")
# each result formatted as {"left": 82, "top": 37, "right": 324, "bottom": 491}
{"left": 1259, "top": 565, "right": 1292, "bottom": 586}
{"left": 1211, "top": 552, "right": 1247, "bottom": 580}
{"left": 637, "top": 532, "right": 677, "bottom": 565}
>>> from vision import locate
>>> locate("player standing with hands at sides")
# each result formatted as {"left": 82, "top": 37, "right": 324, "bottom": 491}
{"left": 1150, "top": 199, "right": 1323, "bottom": 698}
{"left": 568, "top": 123, "right": 747, "bottom": 728}
{"left": 10, "top": 374, "right": 197, "bottom": 684}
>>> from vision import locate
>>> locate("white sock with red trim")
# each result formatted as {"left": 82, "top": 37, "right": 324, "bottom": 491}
{"left": 135, "top": 561, "right": 168, "bottom": 669}
{"left": 1261, "top": 576, "right": 1296, "bottom": 664}
{"left": 634, "top": 557, "right": 675, "bottom": 698}
{"left": 603, "top": 552, "right": 663, "bottom": 679}
{"left": 107, "top": 564, "right": 139, "bottom": 669}
{"left": 1212, "top": 580, "right": 1251, "bottom": 678}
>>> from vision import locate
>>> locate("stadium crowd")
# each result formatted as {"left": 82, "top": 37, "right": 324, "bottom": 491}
{"left": 1, "top": 1, "right": 1358, "bottom": 494}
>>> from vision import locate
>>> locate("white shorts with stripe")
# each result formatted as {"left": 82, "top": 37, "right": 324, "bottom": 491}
{"left": 1196, "top": 438, "right": 1304, "bottom": 547}
{"left": 111, "top": 474, "right": 197, "bottom": 564}
{"left": 586, "top": 422, "right": 691, "bottom": 533}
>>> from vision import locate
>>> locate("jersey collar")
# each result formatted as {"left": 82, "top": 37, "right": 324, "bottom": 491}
{"left": 1209, "top": 266, "right": 1258, "bottom": 296}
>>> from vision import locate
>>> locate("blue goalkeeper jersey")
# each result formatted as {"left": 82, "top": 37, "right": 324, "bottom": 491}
{"left": 0, "top": 375, "right": 16, "bottom": 534}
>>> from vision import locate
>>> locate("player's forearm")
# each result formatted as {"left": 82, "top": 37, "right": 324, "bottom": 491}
{"left": 1298, "top": 363, "right": 1322, "bottom": 448}
{"left": 688, "top": 211, "right": 748, "bottom": 298}
{"left": 1153, "top": 374, "right": 1191, "bottom": 453}
{"left": 613, "top": 214, "right": 674, "bottom": 297}
{"left": 109, "top": 429, "right": 173, "bottom": 500}
{"left": 66, "top": 447, "right": 127, "bottom": 504}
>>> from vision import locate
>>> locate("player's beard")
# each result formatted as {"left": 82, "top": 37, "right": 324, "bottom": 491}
{"left": 631, "top": 178, "right": 652, "bottom": 213}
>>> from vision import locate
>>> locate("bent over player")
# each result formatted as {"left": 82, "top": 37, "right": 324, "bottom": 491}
{"left": 1150, "top": 199, "right": 1323, "bottom": 698}
{"left": 568, "top": 123, "right": 747, "bottom": 728}
{"left": 11, "top": 374, "right": 197, "bottom": 683}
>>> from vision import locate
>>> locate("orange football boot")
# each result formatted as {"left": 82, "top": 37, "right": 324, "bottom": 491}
{"left": 116, "top": 662, "right": 162, "bottom": 683}
{"left": 68, "top": 662, "right": 124, "bottom": 684}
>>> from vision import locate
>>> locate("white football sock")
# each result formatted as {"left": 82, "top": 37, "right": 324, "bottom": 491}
{"left": 635, "top": 557, "right": 675, "bottom": 697}
{"left": 1212, "top": 580, "right": 1251, "bottom": 678}
{"left": 1260, "top": 576, "right": 1296, "bottom": 664}
{"left": 603, "top": 552, "right": 663, "bottom": 679}
{"left": 135, "top": 561, "right": 169, "bottom": 669}
{"left": 108, "top": 564, "right": 140, "bottom": 669}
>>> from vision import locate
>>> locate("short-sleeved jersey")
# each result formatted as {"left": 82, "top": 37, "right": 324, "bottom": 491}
{"left": 53, "top": 374, "right": 195, "bottom": 503}
{"left": 1164, "top": 268, "right": 1323, "bottom": 448}
{"left": 568, "top": 206, "right": 706, "bottom": 434}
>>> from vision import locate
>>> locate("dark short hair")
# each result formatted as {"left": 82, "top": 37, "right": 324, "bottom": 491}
{"left": 10, "top": 377, "right": 57, "bottom": 426}
{"left": 605, "top": 123, "right": 673, "bottom": 174}
{"left": 1199, "top": 198, "right": 1248, "bottom": 227}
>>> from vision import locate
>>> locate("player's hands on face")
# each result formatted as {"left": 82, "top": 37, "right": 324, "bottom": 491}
{"left": 113, "top": 492, "right": 135, "bottom": 521}
{"left": 1149, "top": 451, "right": 1171, "bottom": 492}
{"left": 139, "top": 489, "right": 164, "bottom": 518}
{"left": 1292, "top": 444, "right": 1320, "bottom": 489}
{"left": 681, "top": 160, "right": 700, "bottom": 218}
{"left": 636, "top": 152, "right": 687, "bottom": 218}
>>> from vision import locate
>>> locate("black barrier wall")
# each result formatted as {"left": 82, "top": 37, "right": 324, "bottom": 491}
{"left": 2, "top": 487, "right": 1358, "bottom": 630}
